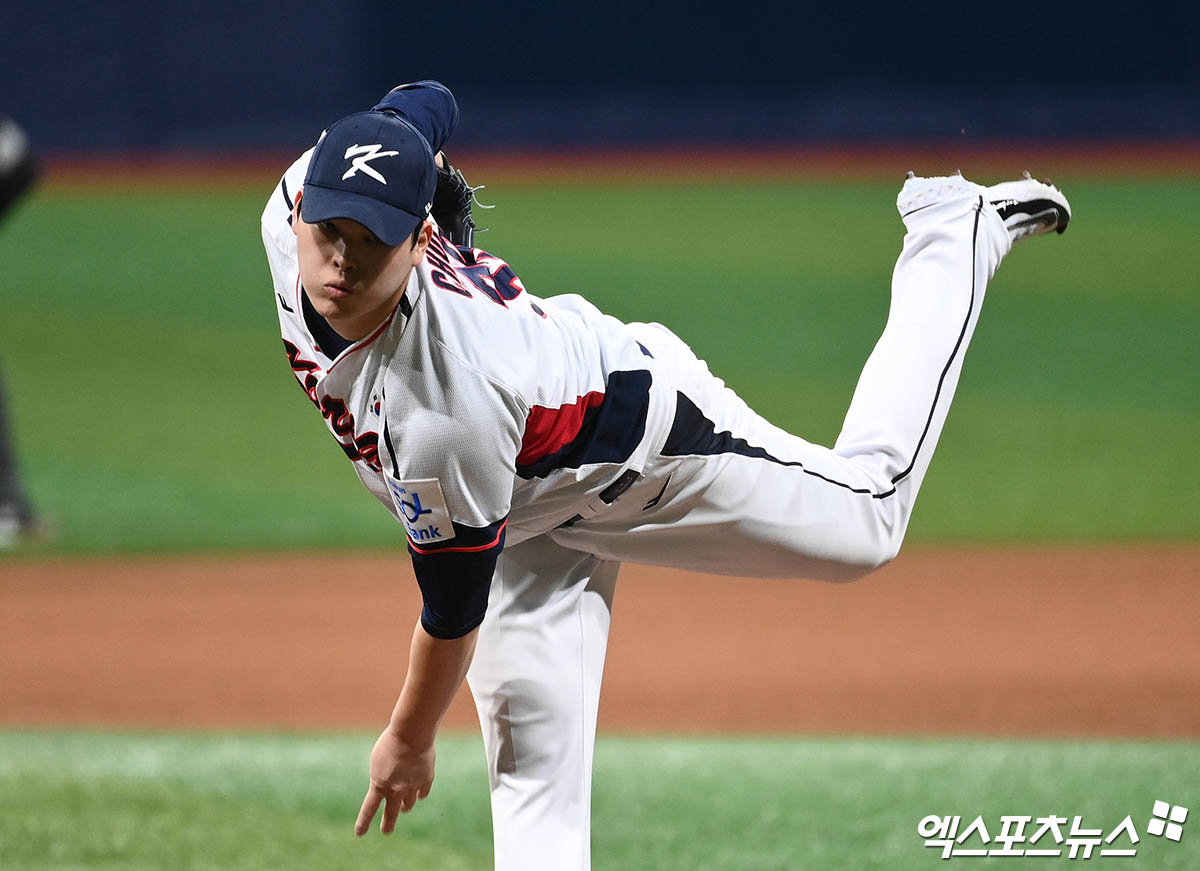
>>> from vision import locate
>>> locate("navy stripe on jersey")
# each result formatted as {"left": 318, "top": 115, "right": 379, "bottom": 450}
{"left": 663, "top": 392, "right": 896, "bottom": 499}
{"left": 663, "top": 393, "right": 790, "bottom": 465}
{"left": 409, "top": 517, "right": 506, "bottom": 640}
{"left": 280, "top": 176, "right": 294, "bottom": 211}
{"left": 515, "top": 369, "right": 652, "bottom": 479}
{"left": 301, "top": 286, "right": 353, "bottom": 357}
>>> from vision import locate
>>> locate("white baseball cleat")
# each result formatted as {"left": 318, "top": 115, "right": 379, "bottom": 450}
{"left": 896, "top": 172, "right": 984, "bottom": 218}
{"left": 985, "top": 172, "right": 1071, "bottom": 244}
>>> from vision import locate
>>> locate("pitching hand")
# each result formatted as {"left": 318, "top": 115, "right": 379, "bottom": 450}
{"left": 354, "top": 728, "right": 436, "bottom": 835}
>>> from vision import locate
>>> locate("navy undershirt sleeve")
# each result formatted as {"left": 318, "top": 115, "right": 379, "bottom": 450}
{"left": 408, "top": 517, "right": 506, "bottom": 640}
{"left": 372, "top": 80, "right": 459, "bottom": 156}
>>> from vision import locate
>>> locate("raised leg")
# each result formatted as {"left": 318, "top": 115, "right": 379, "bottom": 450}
{"left": 554, "top": 175, "right": 1039, "bottom": 581}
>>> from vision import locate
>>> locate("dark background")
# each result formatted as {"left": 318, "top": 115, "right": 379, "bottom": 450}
{"left": 5, "top": 2, "right": 1199, "bottom": 151}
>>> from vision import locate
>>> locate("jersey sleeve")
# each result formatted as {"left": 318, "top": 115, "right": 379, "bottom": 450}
{"left": 380, "top": 350, "right": 525, "bottom": 639}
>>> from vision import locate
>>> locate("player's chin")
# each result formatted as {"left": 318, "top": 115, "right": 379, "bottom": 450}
{"left": 303, "top": 285, "right": 349, "bottom": 320}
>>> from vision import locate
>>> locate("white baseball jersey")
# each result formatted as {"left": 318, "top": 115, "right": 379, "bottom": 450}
{"left": 261, "top": 149, "right": 675, "bottom": 634}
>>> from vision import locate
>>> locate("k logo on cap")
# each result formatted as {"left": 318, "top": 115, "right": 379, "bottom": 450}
{"left": 342, "top": 144, "right": 400, "bottom": 184}
{"left": 301, "top": 111, "right": 438, "bottom": 246}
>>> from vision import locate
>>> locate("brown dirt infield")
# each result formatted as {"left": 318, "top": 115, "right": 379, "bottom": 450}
{"left": 1, "top": 548, "right": 1197, "bottom": 737}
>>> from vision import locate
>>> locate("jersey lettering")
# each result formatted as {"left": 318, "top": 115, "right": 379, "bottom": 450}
{"left": 339, "top": 430, "right": 381, "bottom": 470}
{"left": 426, "top": 234, "right": 528, "bottom": 309}
{"left": 457, "top": 256, "right": 525, "bottom": 307}
{"left": 282, "top": 339, "right": 382, "bottom": 473}
{"left": 319, "top": 395, "right": 355, "bottom": 437}
{"left": 431, "top": 268, "right": 472, "bottom": 297}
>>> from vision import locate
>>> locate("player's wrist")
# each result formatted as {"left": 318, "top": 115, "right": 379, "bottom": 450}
{"left": 384, "top": 715, "right": 437, "bottom": 748}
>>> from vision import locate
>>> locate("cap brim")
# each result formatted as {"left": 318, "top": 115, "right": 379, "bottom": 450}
{"left": 301, "top": 183, "right": 424, "bottom": 247}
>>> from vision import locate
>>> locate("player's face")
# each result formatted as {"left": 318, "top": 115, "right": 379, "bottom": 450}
{"left": 292, "top": 191, "right": 431, "bottom": 341}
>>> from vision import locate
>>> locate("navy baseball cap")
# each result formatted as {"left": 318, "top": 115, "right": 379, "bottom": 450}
{"left": 301, "top": 110, "right": 437, "bottom": 246}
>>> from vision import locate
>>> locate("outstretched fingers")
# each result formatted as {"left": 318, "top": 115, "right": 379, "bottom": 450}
{"left": 355, "top": 786, "right": 384, "bottom": 836}
{"left": 355, "top": 785, "right": 430, "bottom": 836}
{"left": 355, "top": 728, "right": 439, "bottom": 835}
{"left": 381, "top": 792, "right": 405, "bottom": 833}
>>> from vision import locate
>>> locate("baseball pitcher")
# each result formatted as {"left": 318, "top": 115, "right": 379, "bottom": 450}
{"left": 260, "top": 80, "right": 1071, "bottom": 870}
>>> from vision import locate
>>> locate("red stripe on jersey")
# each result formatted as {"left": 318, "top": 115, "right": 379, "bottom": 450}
{"left": 408, "top": 520, "right": 507, "bottom": 555}
{"left": 517, "top": 391, "right": 606, "bottom": 466}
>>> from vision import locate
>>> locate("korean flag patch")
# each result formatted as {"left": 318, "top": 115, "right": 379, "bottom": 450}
{"left": 387, "top": 478, "right": 456, "bottom": 545}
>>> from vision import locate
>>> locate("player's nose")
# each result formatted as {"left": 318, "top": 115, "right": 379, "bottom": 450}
{"left": 331, "top": 237, "right": 356, "bottom": 269}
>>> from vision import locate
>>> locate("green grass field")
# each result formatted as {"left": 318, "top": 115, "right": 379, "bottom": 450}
{"left": 1, "top": 171, "right": 1196, "bottom": 870}
{"left": 1, "top": 175, "right": 1197, "bottom": 554}
{"left": 1, "top": 730, "right": 1196, "bottom": 870}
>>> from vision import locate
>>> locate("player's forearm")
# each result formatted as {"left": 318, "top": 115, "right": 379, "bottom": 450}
{"left": 386, "top": 621, "right": 478, "bottom": 745}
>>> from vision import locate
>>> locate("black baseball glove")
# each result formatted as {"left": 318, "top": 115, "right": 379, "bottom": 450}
{"left": 431, "top": 156, "right": 491, "bottom": 248}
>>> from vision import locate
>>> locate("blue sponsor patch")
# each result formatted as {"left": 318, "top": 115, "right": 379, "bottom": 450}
{"left": 387, "top": 478, "right": 455, "bottom": 544}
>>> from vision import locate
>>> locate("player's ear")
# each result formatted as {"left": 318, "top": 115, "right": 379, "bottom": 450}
{"left": 291, "top": 188, "right": 304, "bottom": 235}
{"left": 410, "top": 220, "right": 433, "bottom": 264}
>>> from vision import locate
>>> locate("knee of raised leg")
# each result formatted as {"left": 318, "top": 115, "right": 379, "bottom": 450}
{"left": 873, "top": 536, "right": 903, "bottom": 571}
{"left": 862, "top": 504, "right": 908, "bottom": 572}
{"left": 825, "top": 534, "right": 903, "bottom": 583}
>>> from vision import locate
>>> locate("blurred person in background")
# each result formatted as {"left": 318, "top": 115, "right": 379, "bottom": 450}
{"left": 0, "top": 117, "right": 45, "bottom": 547}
